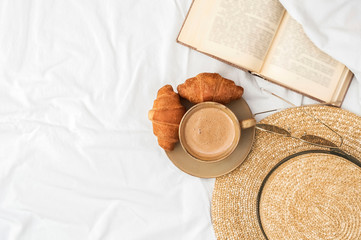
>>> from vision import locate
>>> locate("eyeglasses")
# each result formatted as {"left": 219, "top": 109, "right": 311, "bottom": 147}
{"left": 254, "top": 89, "right": 343, "bottom": 149}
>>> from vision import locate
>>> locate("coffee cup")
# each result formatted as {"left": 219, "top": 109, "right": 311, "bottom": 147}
{"left": 179, "top": 102, "right": 256, "bottom": 162}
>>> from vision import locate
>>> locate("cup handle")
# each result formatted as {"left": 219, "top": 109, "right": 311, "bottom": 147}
{"left": 240, "top": 118, "right": 256, "bottom": 129}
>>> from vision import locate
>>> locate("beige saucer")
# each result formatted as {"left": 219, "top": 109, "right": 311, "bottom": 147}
{"left": 166, "top": 98, "right": 255, "bottom": 178}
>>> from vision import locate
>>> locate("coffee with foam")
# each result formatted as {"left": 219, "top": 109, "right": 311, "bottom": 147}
{"left": 179, "top": 102, "right": 242, "bottom": 161}
{"left": 183, "top": 107, "right": 236, "bottom": 160}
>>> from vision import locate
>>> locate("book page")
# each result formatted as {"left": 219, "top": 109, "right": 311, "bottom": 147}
{"left": 178, "top": 0, "right": 285, "bottom": 72}
{"left": 261, "top": 13, "right": 346, "bottom": 102}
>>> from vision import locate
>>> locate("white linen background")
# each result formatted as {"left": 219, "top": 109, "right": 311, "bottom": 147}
{"left": 0, "top": 0, "right": 359, "bottom": 240}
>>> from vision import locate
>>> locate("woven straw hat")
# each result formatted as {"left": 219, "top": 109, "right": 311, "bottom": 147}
{"left": 211, "top": 105, "right": 361, "bottom": 240}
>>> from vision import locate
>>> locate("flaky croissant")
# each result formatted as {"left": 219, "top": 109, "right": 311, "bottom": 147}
{"left": 177, "top": 73, "right": 244, "bottom": 104}
{"left": 148, "top": 85, "right": 186, "bottom": 151}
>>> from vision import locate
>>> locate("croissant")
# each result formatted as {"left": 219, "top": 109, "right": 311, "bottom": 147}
{"left": 177, "top": 73, "right": 244, "bottom": 104}
{"left": 148, "top": 85, "right": 186, "bottom": 151}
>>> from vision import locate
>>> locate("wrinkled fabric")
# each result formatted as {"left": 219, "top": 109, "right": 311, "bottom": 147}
{"left": 0, "top": 0, "right": 359, "bottom": 239}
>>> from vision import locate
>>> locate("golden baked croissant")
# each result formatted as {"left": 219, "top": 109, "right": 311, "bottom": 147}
{"left": 148, "top": 85, "right": 186, "bottom": 151}
{"left": 177, "top": 73, "right": 244, "bottom": 104}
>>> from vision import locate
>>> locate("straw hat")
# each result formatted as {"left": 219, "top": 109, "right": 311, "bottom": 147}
{"left": 211, "top": 105, "right": 361, "bottom": 239}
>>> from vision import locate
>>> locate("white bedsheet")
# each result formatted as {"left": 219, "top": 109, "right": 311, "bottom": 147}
{"left": 0, "top": 0, "right": 359, "bottom": 239}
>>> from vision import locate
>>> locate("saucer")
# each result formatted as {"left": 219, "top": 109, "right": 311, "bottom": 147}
{"left": 166, "top": 98, "right": 255, "bottom": 178}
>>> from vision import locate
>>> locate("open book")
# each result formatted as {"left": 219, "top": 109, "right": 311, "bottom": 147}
{"left": 177, "top": 0, "right": 353, "bottom": 106}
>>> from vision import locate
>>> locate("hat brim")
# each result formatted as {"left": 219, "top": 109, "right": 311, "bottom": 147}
{"left": 211, "top": 105, "right": 361, "bottom": 239}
